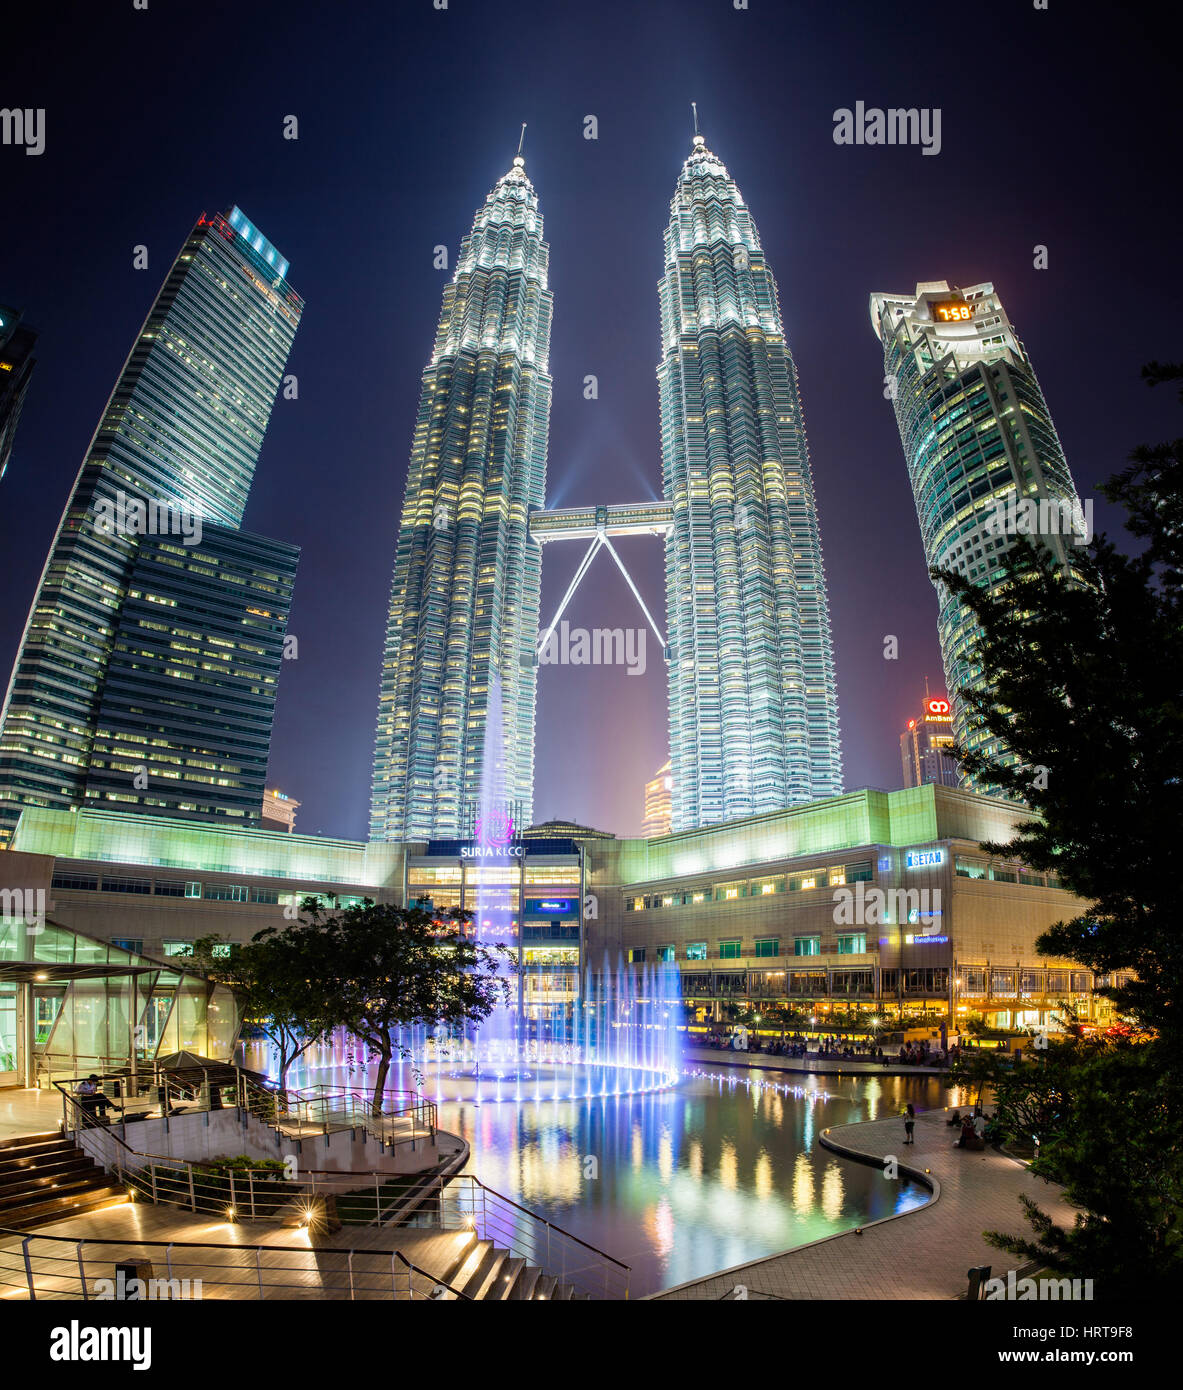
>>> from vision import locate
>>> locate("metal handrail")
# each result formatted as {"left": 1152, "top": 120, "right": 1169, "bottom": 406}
{"left": 54, "top": 1081, "right": 438, "bottom": 1228}
{"left": 51, "top": 1069, "right": 629, "bottom": 1298}
{"left": 441, "top": 1175, "right": 630, "bottom": 1272}
{"left": 414, "top": 1172, "right": 630, "bottom": 1299}
{"left": 238, "top": 1076, "right": 437, "bottom": 1147}
{"left": 0, "top": 1225, "right": 472, "bottom": 1301}
{"left": 55, "top": 1070, "right": 437, "bottom": 1157}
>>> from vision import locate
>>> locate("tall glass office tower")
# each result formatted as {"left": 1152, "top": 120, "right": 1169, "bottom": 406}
{"left": 871, "top": 280, "right": 1086, "bottom": 781}
{"left": 0, "top": 303, "right": 38, "bottom": 487}
{"left": 0, "top": 208, "right": 302, "bottom": 843}
{"left": 371, "top": 155, "right": 553, "bottom": 841}
{"left": 659, "top": 135, "right": 842, "bottom": 830}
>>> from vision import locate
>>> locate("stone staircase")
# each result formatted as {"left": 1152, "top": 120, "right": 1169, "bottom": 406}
{"left": 0, "top": 1131, "right": 126, "bottom": 1229}
{"left": 439, "top": 1237, "right": 591, "bottom": 1300}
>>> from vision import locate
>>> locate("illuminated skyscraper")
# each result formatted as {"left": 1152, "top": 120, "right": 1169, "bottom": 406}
{"left": 371, "top": 152, "right": 552, "bottom": 840}
{"left": 871, "top": 281, "right": 1086, "bottom": 780}
{"left": 900, "top": 694, "right": 959, "bottom": 789}
{"left": 0, "top": 303, "right": 37, "bottom": 486}
{"left": 642, "top": 759, "right": 673, "bottom": 838}
{"left": 659, "top": 134, "right": 842, "bottom": 830}
{"left": 0, "top": 208, "right": 301, "bottom": 842}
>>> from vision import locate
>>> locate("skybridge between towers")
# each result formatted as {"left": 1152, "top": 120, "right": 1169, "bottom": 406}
{"left": 528, "top": 501, "right": 674, "bottom": 663}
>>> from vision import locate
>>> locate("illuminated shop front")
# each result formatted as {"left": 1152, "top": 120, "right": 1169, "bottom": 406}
{"left": 405, "top": 837, "right": 585, "bottom": 1027}
{"left": 3, "top": 786, "right": 1103, "bottom": 1041}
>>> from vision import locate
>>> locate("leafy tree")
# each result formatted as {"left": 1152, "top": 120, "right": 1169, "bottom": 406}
{"left": 935, "top": 364, "right": 1183, "bottom": 1045}
{"left": 934, "top": 364, "right": 1183, "bottom": 1292}
{"left": 984, "top": 1044, "right": 1183, "bottom": 1298}
{"left": 192, "top": 907, "right": 337, "bottom": 1089}
{"left": 948, "top": 1036, "right": 1078, "bottom": 1143}
{"left": 307, "top": 901, "right": 513, "bottom": 1115}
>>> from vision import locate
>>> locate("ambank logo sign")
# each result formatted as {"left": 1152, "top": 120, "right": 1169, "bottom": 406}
{"left": 906, "top": 849, "right": 945, "bottom": 869}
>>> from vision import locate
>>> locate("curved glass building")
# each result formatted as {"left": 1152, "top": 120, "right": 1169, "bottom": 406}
{"left": 0, "top": 209, "right": 301, "bottom": 843}
{"left": 371, "top": 155, "right": 553, "bottom": 841}
{"left": 871, "top": 281, "right": 1086, "bottom": 781}
{"left": 659, "top": 136, "right": 842, "bottom": 830}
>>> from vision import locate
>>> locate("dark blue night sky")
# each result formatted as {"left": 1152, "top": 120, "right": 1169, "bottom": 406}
{"left": 4, "top": 0, "right": 1180, "bottom": 837}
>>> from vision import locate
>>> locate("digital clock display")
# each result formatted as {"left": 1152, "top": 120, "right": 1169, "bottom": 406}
{"left": 931, "top": 299, "right": 973, "bottom": 324}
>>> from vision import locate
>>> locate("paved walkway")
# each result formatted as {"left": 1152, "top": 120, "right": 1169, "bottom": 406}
{"left": 653, "top": 1109, "right": 1076, "bottom": 1300}
{"left": 0, "top": 1086, "right": 63, "bottom": 1141}
{"left": 0, "top": 1202, "right": 473, "bottom": 1299}
{"left": 682, "top": 1046, "right": 947, "bottom": 1079}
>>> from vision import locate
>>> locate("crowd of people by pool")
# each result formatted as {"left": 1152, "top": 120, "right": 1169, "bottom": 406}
{"left": 697, "top": 1030, "right": 962, "bottom": 1068}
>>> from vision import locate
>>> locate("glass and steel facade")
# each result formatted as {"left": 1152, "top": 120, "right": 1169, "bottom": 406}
{"left": 0, "top": 915, "right": 240, "bottom": 1087}
{"left": 900, "top": 698, "right": 959, "bottom": 789}
{"left": 658, "top": 137, "right": 842, "bottom": 830}
{"left": 4, "top": 783, "right": 1105, "bottom": 1036}
{"left": 371, "top": 156, "right": 553, "bottom": 841}
{"left": 0, "top": 302, "right": 37, "bottom": 485}
{"left": 871, "top": 281, "right": 1085, "bottom": 782}
{"left": 83, "top": 527, "right": 298, "bottom": 823}
{"left": 406, "top": 838, "right": 583, "bottom": 1027}
{"left": 0, "top": 209, "right": 302, "bottom": 843}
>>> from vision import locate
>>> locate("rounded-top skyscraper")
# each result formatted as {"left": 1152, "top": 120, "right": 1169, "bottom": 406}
{"left": 658, "top": 133, "right": 843, "bottom": 829}
{"left": 371, "top": 151, "right": 553, "bottom": 841}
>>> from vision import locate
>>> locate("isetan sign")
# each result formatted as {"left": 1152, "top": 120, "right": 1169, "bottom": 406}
{"left": 905, "top": 849, "right": 945, "bottom": 869}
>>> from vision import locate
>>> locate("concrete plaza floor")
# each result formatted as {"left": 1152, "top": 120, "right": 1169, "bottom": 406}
{"left": 0, "top": 1086, "right": 64, "bottom": 1141}
{"left": 653, "top": 1107, "right": 1076, "bottom": 1300}
{"left": 0, "top": 1201, "right": 475, "bottom": 1299}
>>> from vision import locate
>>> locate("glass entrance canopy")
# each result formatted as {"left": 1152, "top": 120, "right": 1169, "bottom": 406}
{"left": 0, "top": 916, "right": 239, "bottom": 1085}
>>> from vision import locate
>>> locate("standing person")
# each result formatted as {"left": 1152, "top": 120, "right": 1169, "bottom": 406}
{"left": 904, "top": 1102, "right": 916, "bottom": 1145}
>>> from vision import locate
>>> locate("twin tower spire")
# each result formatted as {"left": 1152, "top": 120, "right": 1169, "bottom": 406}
{"left": 369, "top": 122, "right": 843, "bottom": 842}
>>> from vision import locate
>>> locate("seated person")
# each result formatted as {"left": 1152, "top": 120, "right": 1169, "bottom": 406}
{"left": 946, "top": 1109, "right": 962, "bottom": 1126}
{"left": 74, "top": 1075, "right": 109, "bottom": 1120}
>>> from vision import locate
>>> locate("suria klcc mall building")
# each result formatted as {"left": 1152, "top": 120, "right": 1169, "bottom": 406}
{"left": 0, "top": 781, "right": 1113, "bottom": 1084}
{"left": 0, "top": 134, "right": 1104, "bottom": 1086}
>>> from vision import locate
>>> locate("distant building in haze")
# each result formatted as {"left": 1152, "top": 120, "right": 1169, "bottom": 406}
{"left": 642, "top": 760, "right": 673, "bottom": 837}
{"left": 901, "top": 696, "right": 959, "bottom": 789}
{"left": 262, "top": 787, "right": 300, "bottom": 833}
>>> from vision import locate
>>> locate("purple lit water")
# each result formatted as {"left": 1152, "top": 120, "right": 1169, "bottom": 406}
{"left": 244, "top": 1039, "right": 948, "bottom": 1296}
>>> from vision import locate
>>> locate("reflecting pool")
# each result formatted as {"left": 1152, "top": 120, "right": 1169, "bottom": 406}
{"left": 246, "top": 1041, "right": 951, "bottom": 1296}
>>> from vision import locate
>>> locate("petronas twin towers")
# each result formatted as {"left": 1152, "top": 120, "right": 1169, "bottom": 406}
{"left": 370, "top": 132, "right": 843, "bottom": 842}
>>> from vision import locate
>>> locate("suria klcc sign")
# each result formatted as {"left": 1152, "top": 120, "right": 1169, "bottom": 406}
{"left": 460, "top": 808, "right": 522, "bottom": 859}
